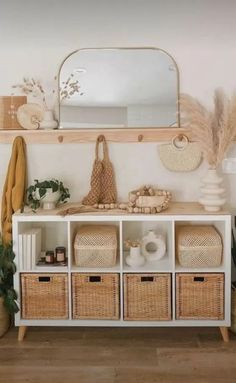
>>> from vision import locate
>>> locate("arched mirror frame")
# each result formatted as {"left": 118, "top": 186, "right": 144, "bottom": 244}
{"left": 56, "top": 47, "right": 188, "bottom": 143}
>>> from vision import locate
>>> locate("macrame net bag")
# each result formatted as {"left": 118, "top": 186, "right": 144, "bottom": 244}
{"left": 82, "top": 135, "right": 117, "bottom": 205}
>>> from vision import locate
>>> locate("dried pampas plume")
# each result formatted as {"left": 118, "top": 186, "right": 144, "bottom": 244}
{"left": 180, "top": 89, "right": 236, "bottom": 168}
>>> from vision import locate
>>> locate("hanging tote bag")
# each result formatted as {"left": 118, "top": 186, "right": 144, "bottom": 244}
{"left": 158, "top": 134, "right": 202, "bottom": 172}
{"left": 82, "top": 135, "right": 117, "bottom": 205}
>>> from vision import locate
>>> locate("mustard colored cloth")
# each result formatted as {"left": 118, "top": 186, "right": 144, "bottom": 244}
{"left": 1, "top": 136, "right": 27, "bottom": 244}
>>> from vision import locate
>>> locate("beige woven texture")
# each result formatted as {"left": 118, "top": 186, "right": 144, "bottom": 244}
{"left": 74, "top": 225, "right": 117, "bottom": 268}
{"left": 82, "top": 136, "right": 117, "bottom": 205}
{"left": 176, "top": 225, "right": 222, "bottom": 268}
{"left": 176, "top": 273, "right": 224, "bottom": 320}
{"left": 72, "top": 273, "right": 120, "bottom": 319}
{"left": 124, "top": 273, "right": 171, "bottom": 321}
{"left": 21, "top": 274, "right": 69, "bottom": 319}
{"left": 158, "top": 142, "right": 202, "bottom": 172}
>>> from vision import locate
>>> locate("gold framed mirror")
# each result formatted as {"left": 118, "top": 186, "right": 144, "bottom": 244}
{"left": 58, "top": 47, "right": 180, "bottom": 133}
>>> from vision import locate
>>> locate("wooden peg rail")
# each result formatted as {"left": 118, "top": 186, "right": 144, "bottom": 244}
{"left": 0, "top": 128, "right": 193, "bottom": 144}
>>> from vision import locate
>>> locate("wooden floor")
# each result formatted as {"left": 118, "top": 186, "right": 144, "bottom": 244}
{"left": 0, "top": 327, "right": 236, "bottom": 383}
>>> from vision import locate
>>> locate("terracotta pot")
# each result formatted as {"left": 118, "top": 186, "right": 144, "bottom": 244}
{"left": 0, "top": 297, "right": 10, "bottom": 338}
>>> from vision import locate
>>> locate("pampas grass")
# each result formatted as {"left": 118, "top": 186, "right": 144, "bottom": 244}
{"left": 180, "top": 89, "right": 236, "bottom": 168}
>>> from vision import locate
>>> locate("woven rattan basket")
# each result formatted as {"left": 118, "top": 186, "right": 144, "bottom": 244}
{"left": 74, "top": 225, "right": 117, "bottom": 268}
{"left": 176, "top": 273, "right": 224, "bottom": 320}
{"left": 21, "top": 274, "right": 69, "bottom": 319}
{"left": 176, "top": 225, "right": 222, "bottom": 268}
{"left": 124, "top": 273, "right": 171, "bottom": 321}
{"left": 72, "top": 273, "right": 119, "bottom": 319}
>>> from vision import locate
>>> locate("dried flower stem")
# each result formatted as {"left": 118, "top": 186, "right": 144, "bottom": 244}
{"left": 124, "top": 239, "right": 141, "bottom": 248}
{"left": 180, "top": 89, "right": 236, "bottom": 168}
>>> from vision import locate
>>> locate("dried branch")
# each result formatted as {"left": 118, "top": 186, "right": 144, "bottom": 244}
{"left": 12, "top": 78, "right": 47, "bottom": 108}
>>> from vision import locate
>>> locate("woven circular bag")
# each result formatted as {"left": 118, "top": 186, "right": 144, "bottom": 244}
{"left": 158, "top": 135, "right": 202, "bottom": 172}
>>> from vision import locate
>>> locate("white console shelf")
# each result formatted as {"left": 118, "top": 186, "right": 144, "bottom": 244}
{"left": 12, "top": 202, "right": 231, "bottom": 341}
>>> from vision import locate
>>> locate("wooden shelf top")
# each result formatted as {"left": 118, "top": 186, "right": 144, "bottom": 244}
{"left": 0, "top": 128, "right": 193, "bottom": 144}
{"left": 14, "top": 202, "right": 230, "bottom": 218}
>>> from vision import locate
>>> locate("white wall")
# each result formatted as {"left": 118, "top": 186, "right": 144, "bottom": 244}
{"left": 1, "top": 0, "right": 236, "bottom": 206}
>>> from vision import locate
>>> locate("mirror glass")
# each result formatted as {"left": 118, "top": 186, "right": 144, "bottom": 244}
{"left": 59, "top": 48, "right": 179, "bottom": 129}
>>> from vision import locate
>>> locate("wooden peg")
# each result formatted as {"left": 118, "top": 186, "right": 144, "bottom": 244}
{"left": 98, "top": 134, "right": 105, "bottom": 142}
{"left": 58, "top": 135, "right": 64, "bottom": 143}
{"left": 138, "top": 134, "right": 144, "bottom": 142}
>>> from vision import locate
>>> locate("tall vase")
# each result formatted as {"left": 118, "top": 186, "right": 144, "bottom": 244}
{"left": 199, "top": 168, "right": 226, "bottom": 212}
{"left": 40, "top": 109, "right": 58, "bottom": 130}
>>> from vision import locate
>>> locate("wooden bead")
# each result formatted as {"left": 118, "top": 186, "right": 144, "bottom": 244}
{"left": 105, "top": 204, "right": 110, "bottom": 209}
{"left": 133, "top": 207, "right": 139, "bottom": 213}
{"left": 98, "top": 204, "right": 104, "bottom": 209}
{"left": 119, "top": 203, "right": 127, "bottom": 210}
{"left": 128, "top": 207, "right": 133, "bottom": 213}
{"left": 151, "top": 207, "right": 156, "bottom": 214}
{"left": 144, "top": 207, "right": 151, "bottom": 214}
{"left": 93, "top": 204, "right": 98, "bottom": 208}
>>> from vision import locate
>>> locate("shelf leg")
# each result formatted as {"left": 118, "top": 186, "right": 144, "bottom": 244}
{"left": 219, "top": 326, "right": 229, "bottom": 342}
{"left": 18, "top": 326, "right": 27, "bottom": 341}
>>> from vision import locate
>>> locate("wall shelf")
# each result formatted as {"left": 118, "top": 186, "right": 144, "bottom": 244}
{"left": 0, "top": 128, "right": 192, "bottom": 144}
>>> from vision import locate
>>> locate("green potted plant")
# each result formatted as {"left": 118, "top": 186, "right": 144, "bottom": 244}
{"left": 0, "top": 241, "right": 19, "bottom": 337}
{"left": 26, "top": 179, "right": 70, "bottom": 211}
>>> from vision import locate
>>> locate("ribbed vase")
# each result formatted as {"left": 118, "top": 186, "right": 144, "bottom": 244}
{"left": 199, "top": 168, "right": 226, "bottom": 212}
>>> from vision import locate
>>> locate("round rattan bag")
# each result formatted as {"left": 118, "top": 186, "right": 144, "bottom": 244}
{"left": 158, "top": 135, "right": 202, "bottom": 172}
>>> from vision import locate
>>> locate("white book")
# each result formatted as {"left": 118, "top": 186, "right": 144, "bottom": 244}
{"left": 22, "top": 228, "right": 42, "bottom": 270}
{"left": 30, "top": 228, "right": 42, "bottom": 269}
{"left": 18, "top": 234, "right": 23, "bottom": 270}
{"left": 25, "top": 233, "right": 32, "bottom": 271}
{"left": 22, "top": 234, "right": 28, "bottom": 270}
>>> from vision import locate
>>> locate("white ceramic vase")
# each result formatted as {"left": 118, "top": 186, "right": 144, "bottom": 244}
{"left": 141, "top": 230, "right": 166, "bottom": 261}
{"left": 125, "top": 246, "right": 145, "bottom": 267}
{"left": 40, "top": 109, "right": 58, "bottom": 130}
{"left": 35, "top": 188, "right": 61, "bottom": 210}
{"left": 199, "top": 168, "right": 226, "bottom": 212}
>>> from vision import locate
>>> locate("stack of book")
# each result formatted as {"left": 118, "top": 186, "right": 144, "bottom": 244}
{"left": 18, "top": 228, "right": 42, "bottom": 270}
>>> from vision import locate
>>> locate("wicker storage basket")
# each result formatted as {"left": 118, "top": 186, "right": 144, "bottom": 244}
{"left": 0, "top": 96, "right": 27, "bottom": 129}
{"left": 72, "top": 273, "right": 119, "bottom": 319}
{"left": 21, "top": 274, "right": 69, "bottom": 319}
{"left": 176, "top": 225, "right": 222, "bottom": 268}
{"left": 176, "top": 273, "right": 224, "bottom": 320}
{"left": 74, "top": 225, "right": 117, "bottom": 268}
{"left": 124, "top": 273, "right": 171, "bottom": 321}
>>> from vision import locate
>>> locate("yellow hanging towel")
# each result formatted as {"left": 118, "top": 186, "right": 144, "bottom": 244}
{"left": 1, "top": 136, "right": 27, "bottom": 244}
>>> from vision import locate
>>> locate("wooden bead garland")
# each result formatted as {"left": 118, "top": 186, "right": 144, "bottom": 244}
{"left": 90, "top": 185, "right": 171, "bottom": 214}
